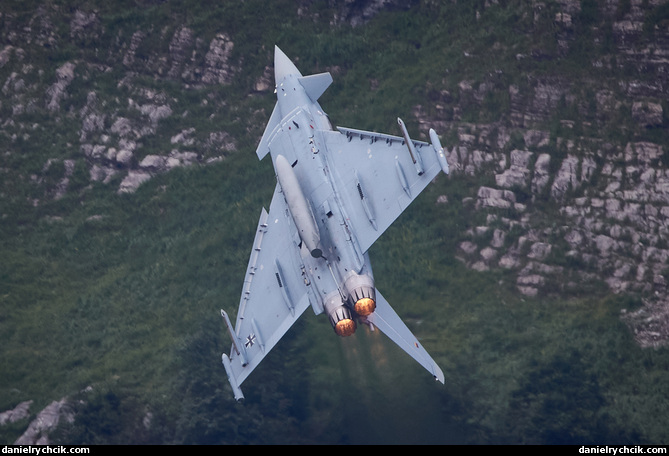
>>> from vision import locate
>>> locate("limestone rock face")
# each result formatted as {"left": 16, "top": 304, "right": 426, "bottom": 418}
{"left": 14, "top": 399, "right": 73, "bottom": 445}
{"left": 404, "top": 0, "right": 669, "bottom": 349}
{"left": 0, "top": 401, "right": 32, "bottom": 426}
{"left": 167, "top": 27, "right": 195, "bottom": 80}
{"left": 45, "top": 62, "right": 75, "bottom": 112}
{"left": 476, "top": 186, "right": 517, "bottom": 210}
{"left": 118, "top": 170, "right": 152, "bottom": 194}
{"left": 2, "top": 0, "right": 669, "bottom": 353}
{"left": 551, "top": 155, "right": 580, "bottom": 201}
{"left": 441, "top": 121, "right": 669, "bottom": 345}
{"left": 202, "top": 34, "right": 235, "bottom": 85}
{"left": 632, "top": 101, "right": 664, "bottom": 128}
{"left": 495, "top": 150, "right": 533, "bottom": 189}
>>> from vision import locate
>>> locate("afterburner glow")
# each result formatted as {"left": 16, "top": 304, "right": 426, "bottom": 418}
{"left": 335, "top": 318, "right": 356, "bottom": 337}
{"left": 354, "top": 297, "right": 376, "bottom": 316}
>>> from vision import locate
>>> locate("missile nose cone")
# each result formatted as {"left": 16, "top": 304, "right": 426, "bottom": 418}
{"left": 274, "top": 46, "right": 302, "bottom": 83}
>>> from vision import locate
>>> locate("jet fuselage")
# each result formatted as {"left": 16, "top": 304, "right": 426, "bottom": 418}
{"left": 220, "top": 46, "right": 447, "bottom": 401}
{"left": 270, "top": 60, "right": 376, "bottom": 336}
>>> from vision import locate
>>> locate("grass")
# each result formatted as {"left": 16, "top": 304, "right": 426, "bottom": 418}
{"left": 3, "top": 139, "right": 669, "bottom": 444}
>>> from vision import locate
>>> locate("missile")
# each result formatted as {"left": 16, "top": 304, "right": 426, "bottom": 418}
{"left": 221, "top": 309, "right": 248, "bottom": 365}
{"left": 397, "top": 117, "right": 424, "bottom": 175}
{"left": 429, "top": 128, "right": 449, "bottom": 175}
{"left": 395, "top": 158, "right": 411, "bottom": 197}
{"left": 275, "top": 154, "right": 323, "bottom": 258}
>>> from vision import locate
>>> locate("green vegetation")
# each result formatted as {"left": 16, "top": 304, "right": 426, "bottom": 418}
{"left": 4, "top": 159, "right": 669, "bottom": 444}
{"left": 2, "top": 0, "right": 669, "bottom": 445}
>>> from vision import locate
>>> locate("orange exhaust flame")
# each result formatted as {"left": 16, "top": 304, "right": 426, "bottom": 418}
{"left": 335, "top": 318, "right": 356, "bottom": 337}
{"left": 354, "top": 297, "right": 376, "bottom": 317}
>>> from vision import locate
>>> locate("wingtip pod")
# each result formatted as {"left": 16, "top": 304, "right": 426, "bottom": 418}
{"left": 222, "top": 354, "right": 245, "bottom": 401}
{"left": 429, "top": 128, "right": 449, "bottom": 175}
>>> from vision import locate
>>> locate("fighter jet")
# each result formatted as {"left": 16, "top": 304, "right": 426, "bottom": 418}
{"left": 221, "top": 46, "right": 450, "bottom": 400}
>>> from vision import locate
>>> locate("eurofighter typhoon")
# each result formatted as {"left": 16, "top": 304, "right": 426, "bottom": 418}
{"left": 221, "top": 46, "right": 449, "bottom": 400}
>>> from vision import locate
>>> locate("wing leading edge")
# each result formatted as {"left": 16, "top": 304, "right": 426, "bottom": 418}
{"left": 322, "top": 120, "right": 448, "bottom": 254}
{"left": 221, "top": 185, "right": 313, "bottom": 400}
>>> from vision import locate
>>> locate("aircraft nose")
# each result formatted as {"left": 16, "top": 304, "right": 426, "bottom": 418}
{"left": 274, "top": 46, "right": 302, "bottom": 83}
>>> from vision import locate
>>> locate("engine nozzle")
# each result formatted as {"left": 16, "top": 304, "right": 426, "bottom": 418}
{"left": 334, "top": 318, "right": 357, "bottom": 337}
{"left": 354, "top": 297, "right": 376, "bottom": 317}
{"left": 344, "top": 273, "right": 376, "bottom": 317}
{"left": 328, "top": 305, "right": 357, "bottom": 337}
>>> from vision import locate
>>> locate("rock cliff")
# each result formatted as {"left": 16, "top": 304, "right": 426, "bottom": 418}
{"left": 1, "top": 1, "right": 668, "bottom": 350}
{"left": 416, "top": 0, "right": 669, "bottom": 347}
{"left": 2, "top": 0, "right": 669, "bottom": 445}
